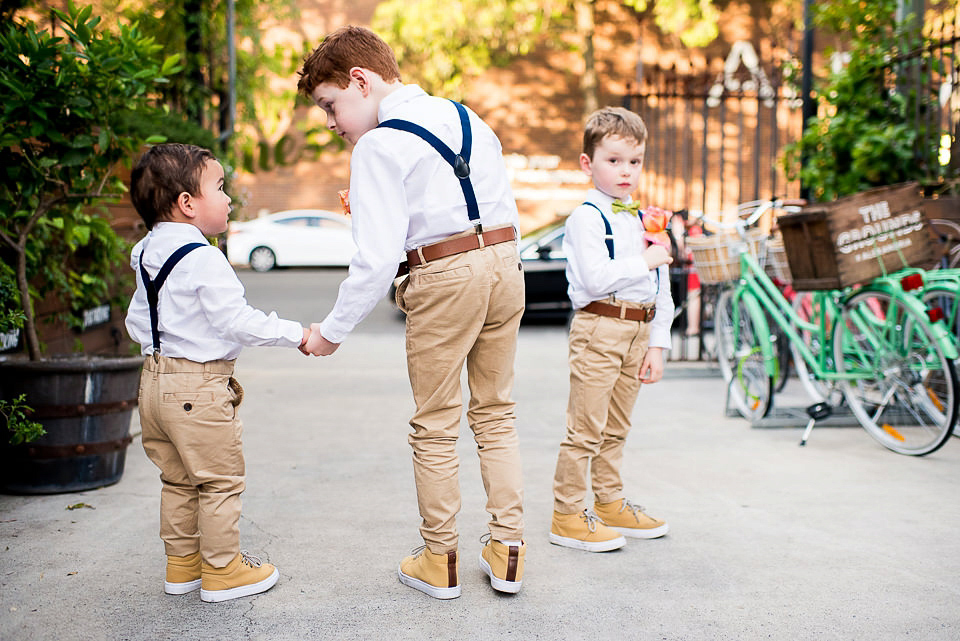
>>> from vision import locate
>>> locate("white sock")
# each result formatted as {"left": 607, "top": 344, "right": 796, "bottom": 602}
{"left": 498, "top": 539, "right": 523, "bottom": 546}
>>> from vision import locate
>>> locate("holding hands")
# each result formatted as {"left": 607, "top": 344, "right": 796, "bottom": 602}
{"left": 301, "top": 322, "right": 340, "bottom": 356}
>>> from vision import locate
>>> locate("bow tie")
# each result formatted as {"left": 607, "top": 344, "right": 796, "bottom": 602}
{"left": 611, "top": 200, "right": 642, "bottom": 216}
{"left": 610, "top": 201, "right": 673, "bottom": 248}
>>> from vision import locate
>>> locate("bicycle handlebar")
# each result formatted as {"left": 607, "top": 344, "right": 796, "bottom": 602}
{"left": 685, "top": 197, "right": 806, "bottom": 235}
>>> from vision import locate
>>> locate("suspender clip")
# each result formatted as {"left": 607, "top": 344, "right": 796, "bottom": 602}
{"left": 473, "top": 221, "right": 484, "bottom": 236}
{"left": 453, "top": 155, "right": 470, "bottom": 179}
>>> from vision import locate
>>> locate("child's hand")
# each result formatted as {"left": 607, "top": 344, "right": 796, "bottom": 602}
{"left": 299, "top": 327, "right": 312, "bottom": 355}
{"left": 303, "top": 322, "right": 340, "bottom": 356}
{"left": 643, "top": 244, "right": 673, "bottom": 270}
{"left": 638, "top": 347, "right": 665, "bottom": 384}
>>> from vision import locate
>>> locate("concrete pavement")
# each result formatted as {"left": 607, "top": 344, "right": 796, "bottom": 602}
{"left": 2, "top": 275, "right": 959, "bottom": 640}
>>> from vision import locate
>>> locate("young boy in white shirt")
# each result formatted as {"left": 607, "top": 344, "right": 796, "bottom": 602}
{"left": 550, "top": 107, "right": 674, "bottom": 552}
{"left": 125, "top": 143, "right": 309, "bottom": 602}
{"left": 297, "top": 26, "right": 525, "bottom": 599}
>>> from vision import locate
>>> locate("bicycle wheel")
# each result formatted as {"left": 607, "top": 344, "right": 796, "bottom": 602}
{"left": 834, "top": 289, "right": 958, "bottom": 455}
{"left": 923, "top": 283, "right": 960, "bottom": 346}
{"left": 770, "top": 315, "right": 791, "bottom": 393}
{"left": 715, "top": 288, "right": 774, "bottom": 421}
{"left": 790, "top": 292, "right": 834, "bottom": 403}
{"left": 929, "top": 219, "right": 960, "bottom": 269}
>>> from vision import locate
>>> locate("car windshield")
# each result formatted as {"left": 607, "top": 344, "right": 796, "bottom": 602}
{"left": 275, "top": 217, "right": 313, "bottom": 227}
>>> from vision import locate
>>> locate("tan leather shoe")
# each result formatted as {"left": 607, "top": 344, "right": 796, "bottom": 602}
{"left": 165, "top": 551, "right": 201, "bottom": 595}
{"left": 398, "top": 546, "right": 460, "bottom": 599}
{"left": 549, "top": 509, "right": 626, "bottom": 552}
{"left": 594, "top": 499, "right": 669, "bottom": 539}
{"left": 200, "top": 552, "right": 279, "bottom": 602}
{"left": 479, "top": 536, "right": 524, "bottom": 593}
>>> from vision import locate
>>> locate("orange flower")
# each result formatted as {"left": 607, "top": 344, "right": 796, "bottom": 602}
{"left": 641, "top": 206, "right": 671, "bottom": 247}
{"left": 338, "top": 189, "right": 351, "bottom": 216}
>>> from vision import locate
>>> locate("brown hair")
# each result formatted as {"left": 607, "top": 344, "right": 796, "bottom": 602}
{"left": 582, "top": 107, "right": 647, "bottom": 159}
{"left": 130, "top": 143, "right": 216, "bottom": 230}
{"left": 297, "top": 26, "right": 401, "bottom": 96}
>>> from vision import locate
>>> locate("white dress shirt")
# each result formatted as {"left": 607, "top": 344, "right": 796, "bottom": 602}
{"left": 318, "top": 84, "right": 520, "bottom": 344}
{"left": 125, "top": 222, "right": 302, "bottom": 361}
{"left": 563, "top": 188, "right": 674, "bottom": 349}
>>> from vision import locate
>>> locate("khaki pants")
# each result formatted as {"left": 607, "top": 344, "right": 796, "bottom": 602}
{"left": 139, "top": 356, "right": 245, "bottom": 568}
{"left": 553, "top": 306, "right": 652, "bottom": 514}
{"left": 396, "top": 235, "right": 525, "bottom": 553}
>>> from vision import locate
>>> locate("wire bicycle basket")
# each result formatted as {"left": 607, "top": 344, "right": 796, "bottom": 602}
{"left": 687, "top": 228, "right": 768, "bottom": 285}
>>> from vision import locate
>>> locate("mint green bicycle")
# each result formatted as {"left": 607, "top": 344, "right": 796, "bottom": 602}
{"left": 692, "top": 203, "right": 959, "bottom": 456}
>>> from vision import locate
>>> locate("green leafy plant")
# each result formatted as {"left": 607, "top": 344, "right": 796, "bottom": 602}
{"left": 0, "top": 2, "right": 181, "bottom": 360}
{"left": 0, "top": 394, "right": 44, "bottom": 445}
{"left": 0, "top": 269, "right": 25, "bottom": 339}
{"left": 784, "top": 0, "right": 944, "bottom": 201}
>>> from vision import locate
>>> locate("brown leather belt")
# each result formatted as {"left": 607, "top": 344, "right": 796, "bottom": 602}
{"left": 582, "top": 301, "right": 656, "bottom": 322}
{"left": 397, "top": 226, "right": 516, "bottom": 276}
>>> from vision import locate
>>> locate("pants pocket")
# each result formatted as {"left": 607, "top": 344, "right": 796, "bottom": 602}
{"left": 395, "top": 276, "right": 410, "bottom": 314}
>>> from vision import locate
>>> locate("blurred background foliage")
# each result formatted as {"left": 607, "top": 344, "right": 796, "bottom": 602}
{"left": 4, "top": 0, "right": 728, "bottom": 173}
{"left": 783, "top": 0, "right": 949, "bottom": 200}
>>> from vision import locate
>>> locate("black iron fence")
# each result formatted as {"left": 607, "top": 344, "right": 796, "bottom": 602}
{"left": 622, "top": 44, "right": 804, "bottom": 218}
{"left": 894, "top": 6, "right": 959, "bottom": 185}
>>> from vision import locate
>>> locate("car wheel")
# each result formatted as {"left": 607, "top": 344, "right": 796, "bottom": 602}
{"left": 249, "top": 246, "right": 276, "bottom": 272}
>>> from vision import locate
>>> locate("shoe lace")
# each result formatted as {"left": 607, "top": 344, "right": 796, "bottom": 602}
{"left": 479, "top": 533, "right": 492, "bottom": 546}
{"left": 580, "top": 509, "right": 603, "bottom": 533}
{"left": 620, "top": 499, "right": 646, "bottom": 516}
{"left": 239, "top": 551, "right": 264, "bottom": 568}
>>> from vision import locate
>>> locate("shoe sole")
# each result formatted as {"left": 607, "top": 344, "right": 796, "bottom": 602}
{"left": 164, "top": 578, "right": 202, "bottom": 595}
{"left": 548, "top": 532, "right": 626, "bottom": 552}
{"left": 200, "top": 568, "right": 279, "bottom": 603}
{"left": 611, "top": 523, "right": 670, "bottom": 539}
{"left": 478, "top": 553, "right": 522, "bottom": 594}
{"left": 397, "top": 566, "right": 461, "bottom": 599}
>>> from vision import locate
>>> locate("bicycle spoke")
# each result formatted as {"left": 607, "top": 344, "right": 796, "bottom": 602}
{"left": 835, "top": 289, "right": 958, "bottom": 456}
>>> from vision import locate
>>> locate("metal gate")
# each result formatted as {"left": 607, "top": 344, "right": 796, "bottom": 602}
{"left": 893, "top": 6, "right": 960, "bottom": 184}
{"left": 622, "top": 41, "right": 804, "bottom": 217}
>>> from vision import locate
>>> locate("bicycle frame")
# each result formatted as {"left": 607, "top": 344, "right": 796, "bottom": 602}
{"left": 728, "top": 252, "right": 959, "bottom": 384}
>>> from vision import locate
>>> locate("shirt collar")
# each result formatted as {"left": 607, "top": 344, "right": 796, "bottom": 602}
{"left": 586, "top": 189, "right": 620, "bottom": 210}
{"left": 378, "top": 84, "right": 428, "bottom": 122}
{"left": 151, "top": 221, "right": 210, "bottom": 243}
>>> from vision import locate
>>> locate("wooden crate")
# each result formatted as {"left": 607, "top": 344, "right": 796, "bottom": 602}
{"left": 777, "top": 182, "right": 932, "bottom": 290}
{"left": 924, "top": 196, "right": 960, "bottom": 222}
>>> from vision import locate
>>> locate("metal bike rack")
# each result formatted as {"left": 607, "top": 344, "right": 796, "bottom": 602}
{"left": 723, "top": 378, "right": 862, "bottom": 430}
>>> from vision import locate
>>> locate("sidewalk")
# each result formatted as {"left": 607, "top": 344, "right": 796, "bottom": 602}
{"left": 2, "top": 325, "right": 959, "bottom": 641}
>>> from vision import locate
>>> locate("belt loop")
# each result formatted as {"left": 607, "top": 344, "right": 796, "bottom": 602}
{"left": 477, "top": 230, "right": 485, "bottom": 249}
{"left": 619, "top": 304, "right": 627, "bottom": 320}
{"left": 416, "top": 245, "right": 427, "bottom": 266}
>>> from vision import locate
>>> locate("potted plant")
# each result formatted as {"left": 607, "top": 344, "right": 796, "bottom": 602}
{"left": 0, "top": 3, "right": 181, "bottom": 493}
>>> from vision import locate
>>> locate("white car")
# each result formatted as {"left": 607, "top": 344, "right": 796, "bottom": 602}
{"left": 226, "top": 209, "right": 357, "bottom": 272}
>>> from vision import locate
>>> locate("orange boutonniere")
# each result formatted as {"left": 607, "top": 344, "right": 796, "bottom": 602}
{"left": 338, "top": 189, "right": 351, "bottom": 216}
{"left": 641, "top": 206, "right": 672, "bottom": 247}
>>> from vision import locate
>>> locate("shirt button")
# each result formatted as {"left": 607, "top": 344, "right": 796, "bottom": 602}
{"left": 183, "top": 403, "right": 193, "bottom": 411}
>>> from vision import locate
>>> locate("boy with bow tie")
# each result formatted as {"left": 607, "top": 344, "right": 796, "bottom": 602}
{"left": 549, "top": 107, "right": 675, "bottom": 551}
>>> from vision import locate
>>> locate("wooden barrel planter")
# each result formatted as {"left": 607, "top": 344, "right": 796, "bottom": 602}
{"left": 0, "top": 355, "right": 142, "bottom": 494}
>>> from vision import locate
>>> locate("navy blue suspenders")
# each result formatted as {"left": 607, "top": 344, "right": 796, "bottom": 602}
{"left": 583, "top": 202, "right": 615, "bottom": 259}
{"left": 582, "top": 201, "right": 660, "bottom": 294}
{"left": 138, "top": 242, "right": 205, "bottom": 354}
{"left": 377, "top": 100, "right": 482, "bottom": 233}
